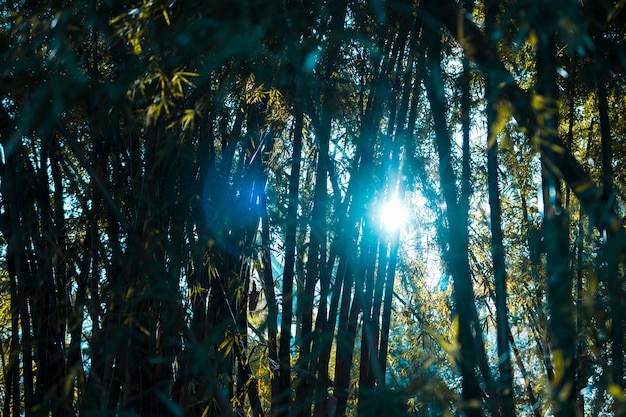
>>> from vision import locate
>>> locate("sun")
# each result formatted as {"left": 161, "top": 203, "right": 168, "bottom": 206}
{"left": 378, "top": 198, "right": 408, "bottom": 233}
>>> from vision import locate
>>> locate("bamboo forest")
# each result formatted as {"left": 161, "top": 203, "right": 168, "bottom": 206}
{"left": 1, "top": 0, "right": 626, "bottom": 416}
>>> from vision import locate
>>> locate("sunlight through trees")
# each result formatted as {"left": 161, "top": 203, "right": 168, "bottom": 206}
{"left": 1, "top": 0, "right": 626, "bottom": 416}
{"left": 378, "top": 198, "right": 408, "bottom": 233}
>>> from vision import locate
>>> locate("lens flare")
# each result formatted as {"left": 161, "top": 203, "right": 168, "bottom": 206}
{"left": 378, "top": 198, "right": 408, "bottom": 232}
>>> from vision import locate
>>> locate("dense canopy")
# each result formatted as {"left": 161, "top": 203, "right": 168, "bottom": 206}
{"left": 1, "top": 0, "right": 626, "bottom": 416}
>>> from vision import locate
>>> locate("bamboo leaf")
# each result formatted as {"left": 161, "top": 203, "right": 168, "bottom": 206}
{"left": 489, "top": 101, "right": 513, "bottom": 149}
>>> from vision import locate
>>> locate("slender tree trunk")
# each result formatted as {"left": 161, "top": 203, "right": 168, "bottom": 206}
{"left": 377, "top": 186, "right": 403, "bottom": 386}
{"left": 596, "top": 65, "right": 623, "bottom": 391}
{"left": 260, "top": 144, "right": 280, "bottom": 413}
{"left": 356, "top": 91, "right": 394, "bottom": 394}
{"left": 333, "top": 253, "right": 361, "bottom": 417}
{"left": 565, "top": 54, "right": 588, "bottom": 415}
{"left": 365, "top": 238, "right": 389, "bottom": 389}
{"left": 5, "top": 270, "right": 20, "bottom": 417}
{"left": 357, "top": 224, "right": 383, "bottom": 412}
{"left": 20, "top": 274, "right": 34, "bottom": 414}
{"left": 3, "top": 149, "right": 35, "bottom": 414}
{"left": 27, "top": 136, "right": 68, "bottom": 417}
{"left": 422, "top": 20, "right": 484, "bottom": 417}
{"left": 295, "top": 111, "right": 329, "bottom": 417}
{"left": 597, "top": 64, "right": 613, "bottom": 203}
{"left": 0, "top": 151, "right": 21, "bottom": 417}
{"left": 537, "top": 8, "right": 577, "bottom": 414}
{"left": 296, "top": 2, "right": 349, "bottom": 413}
{"left": 278, "top": 108, "right": 304, "bottom": 416}
{"left": 574, "top": 212, "right": 588, "bottom": 416}
{"left": 484, "top": 1, "right": 515, "bottom": 415}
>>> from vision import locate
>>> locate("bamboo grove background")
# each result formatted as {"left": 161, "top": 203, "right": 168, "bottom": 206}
{"left": 1, "top": 0, "right": 626, "bottom": 416}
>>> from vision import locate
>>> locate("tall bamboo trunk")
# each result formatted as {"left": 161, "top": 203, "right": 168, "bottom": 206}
{"left": 536, "top": 9, "right": 577, "bottom": 414}
{"left": 483, "top": 1, "right": 515, "bottom": 414}
{"left": 422, "top": 19, "right": 485, "bottom": 417}
{"left": 278, "top": 108, "right": 304, "bottom": 416}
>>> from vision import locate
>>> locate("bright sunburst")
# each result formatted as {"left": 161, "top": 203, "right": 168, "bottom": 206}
{"left": 378, "top": 198, "right": 408, "bottom": 233}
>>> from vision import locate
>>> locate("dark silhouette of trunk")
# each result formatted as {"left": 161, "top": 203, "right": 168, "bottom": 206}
{"left": 332, "top": 33, "right": 393, "bottom": 417}
{"left": 357, "top": 222, "right": 382, "bottom": 410}
{"left": 375, "top": 29, "right": 415, "bottom": 389}
{"left": 296, "top": 2, "right": 347, "bottom": 415}
{"left": 311, "top": 219, "right": 344, "bottom": 417}
{"left": 260, "top": 140, "right": 280, "bottom": 413}
{"left": 2, "top": 148, "right": 36, "bottom": 414}
{"left": 422, "top": 19, "right": 484, "bottom": 417}
{"left": 83, "top": 122, "right": 108, "bottom": 409}
{"left": 28, "top": 137, "right": 68, "bottom": 417}
{"left": 377, "top": 227, "right": 400, "bottom": 386}
{"left": 484, "top": 1, "right": 515, "bottom": 415}
{"left": 596, "top": 60, "right": 623, "bottom": 391}
{"left": 597, "top": 62, "right": 613, "bottom": 203}
{"left": 565, "top": 54, "right": 588, "bottom": 415}
{"left": 20, "top": 271, "right": 34, "bottom": 414}
{"left": 333, "top": 248, "right": 361, "bottom": 417}
{"left": 0, "top": 150, "right": 27, "bottom": 417}
{"left": 377, "top": 166, "right": 407, "bottom": 387}
{"left": 295, "top": 111, "right": 329, "bottom": 417}
{"left": 278, "top": 108, "right": 304, "bottom": 416}
{"left": 537, "top": 10, "right": 577, "bottom": 415}
{"left": 574, "top": 212, "right": 588, "bottom": 416}
{"left": 332, "top": 123, "right": 379, "bottom": 417}
{"left": 358, "top": 27, "right": 408, "bottom": 403}
{"left": 4, "top": 269, "right": 20, "bottom": 417}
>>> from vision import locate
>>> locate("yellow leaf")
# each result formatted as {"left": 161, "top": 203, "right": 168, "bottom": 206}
{"left": 110, "top": 14, "right": 125, "bottom": 24}
{"left": 528, "top": 29, "right": 538, "bottom": 48}
{"left": 558, "top": 381, "right": 574, "bottom": 402}
{"left": 136, "top": 322, "right": 150, "bottom": 336}
{"left": 218, "top": 337, "right": 230, "bottom": 352}
{"left": 552, "top": 349, "right": 564, "bottom": 385}
{"left": 609, "top": 383, "right": 624, "bottom": 399}
{"left": 161, "top": 92, "right": 170, "bottom": 113}
{"left": 145, "top": 103, "right": 161, "bottom": 126}
{"left": 177, "top": 71, "right": 200, "bottom": 78}
{"left": 424, "top": 326, "right": 458, "bottom": 359}
{"left": 169, "top": 79, "right": 182, "bottom": 98}
{"left": 162, "top": 9, "right": 170, "bottom": 26}
{"left": 548, "top": 141, "right": 565, "bottom": 153}
{"left": 181, "top": 109, "right": 197, "bottom": 131}
{"left": 572, "top": 179, "right": 595, "bottom": 195}
{"left": 489, "top": 101, "right": 513, "bottom": 148}
{"left": 588, "top": 274, "right": 598, "bottom": 293}
{"left": 467, "top": 399, "right": 482, "bottom": 409}
{"left": 131, "top": 37, "right": 142, "bottom": 55}
{"left": 173, "top": 72, "right": 198, "bottom": 89}
{"left": 531, "top": 94, "right": 545, "bottom": 111}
